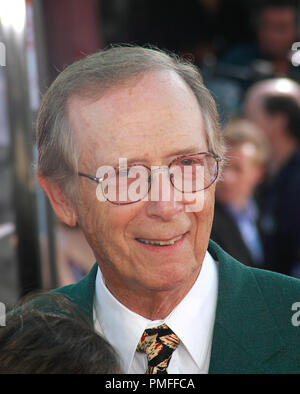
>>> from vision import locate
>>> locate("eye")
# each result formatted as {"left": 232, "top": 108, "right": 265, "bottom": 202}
{"left": 178, "top": 157, "right": 205, "bottom": 166}
{"left": 180, "top": 158, "right": 194, "bottom": 166}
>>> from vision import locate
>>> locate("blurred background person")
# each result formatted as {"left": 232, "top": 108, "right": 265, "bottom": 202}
{"left": 244, "top": 78, "right": 300, "bottom": 277}
{"left": 211, "top": 119, "right": 269, "bottom": 268}
{"left": 205, "top": 0, "right": 300, "bottom": 122}
{"left": 222, "top": 0, "right": 300, "bottom": 85}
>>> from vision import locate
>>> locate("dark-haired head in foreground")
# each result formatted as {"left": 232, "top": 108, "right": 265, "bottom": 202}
{"left": 0, "top": 293, "right": 122, "bottom": 374}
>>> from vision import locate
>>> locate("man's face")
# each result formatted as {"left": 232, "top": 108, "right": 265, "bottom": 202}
{"left": 68, "top": 70, "right": 215, "bottom": 303}
{"left": 250, "top": 109, "right": 282, "bottom": 155}
{"left": 258, "top": 7, "right": 297, "bottom": 58}
{"left": 216, "top": 143, "right": 263, "bottom": 209}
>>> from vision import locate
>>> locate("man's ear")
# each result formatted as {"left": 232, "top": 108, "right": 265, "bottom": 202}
{"left": 36, "top": 171, "right": 77, "bottom": 227}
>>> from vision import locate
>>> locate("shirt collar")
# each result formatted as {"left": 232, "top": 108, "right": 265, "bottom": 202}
{"left": 93, "top": 251, "right": 218, "bottom": 372}
{"left": 164, "top": 251, "right": 218, "bottom": 368}
{"left": 226, "top": 198, "right": 258, "bottom": 221}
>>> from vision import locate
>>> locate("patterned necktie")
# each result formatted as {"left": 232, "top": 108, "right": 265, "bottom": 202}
{"left": 136, "top": 323, "right": 180, "bottom": 374}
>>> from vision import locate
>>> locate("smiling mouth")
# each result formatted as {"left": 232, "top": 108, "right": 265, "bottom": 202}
{"left": 136, "top": 234, "right": 184, "bottom": 246}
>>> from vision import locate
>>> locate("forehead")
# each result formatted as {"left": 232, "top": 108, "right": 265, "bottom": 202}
{"left": 68, "top": 70, "right": 207, "bottom": 167}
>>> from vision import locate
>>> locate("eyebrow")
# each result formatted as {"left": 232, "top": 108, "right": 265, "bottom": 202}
{"left": 166, "top": 146, "right": 207, "bottom": 159}
{"left": 109, "top": 146, "right": 206, "bottom": 168}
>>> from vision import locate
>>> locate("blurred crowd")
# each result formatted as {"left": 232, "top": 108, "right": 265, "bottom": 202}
{"left": 208, "top": 0, "right": 300, "bottom": 278}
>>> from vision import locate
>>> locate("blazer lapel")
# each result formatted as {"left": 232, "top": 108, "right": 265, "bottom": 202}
{"left": 208, "top": 240, "right": 285, "bottom": 373}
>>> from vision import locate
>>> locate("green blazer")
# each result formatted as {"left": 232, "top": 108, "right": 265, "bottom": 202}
{"left": 54, "top": 240, "right": 300, "bottom": 373}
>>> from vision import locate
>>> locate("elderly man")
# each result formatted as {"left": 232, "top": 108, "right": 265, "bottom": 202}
{"left": 36, "top": 46, "right": 300, "bottom": 374}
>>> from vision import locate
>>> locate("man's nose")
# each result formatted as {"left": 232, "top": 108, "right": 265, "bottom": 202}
{"left": 145, "top": 168, "right": 184, "bottom": 221}
{"left": 145, "top": 199, "right": 184, "bottom": 221}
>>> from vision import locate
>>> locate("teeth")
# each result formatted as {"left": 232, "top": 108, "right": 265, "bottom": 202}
{"left": 137, "top": 234, "right": 183, "bottom": 246}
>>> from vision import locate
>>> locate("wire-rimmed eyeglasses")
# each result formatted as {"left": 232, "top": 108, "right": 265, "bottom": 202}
{"left": 78, "top": 152, "right": 222, "bottom": 205}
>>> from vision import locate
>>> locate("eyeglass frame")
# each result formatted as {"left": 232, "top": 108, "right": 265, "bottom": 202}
{"left": 78, "top": 151, "right": 222, "bottom": 205}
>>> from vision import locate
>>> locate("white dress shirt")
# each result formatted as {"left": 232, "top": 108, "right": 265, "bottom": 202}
{"left": 93, "top": 251, "right": 218, "bottom": 374}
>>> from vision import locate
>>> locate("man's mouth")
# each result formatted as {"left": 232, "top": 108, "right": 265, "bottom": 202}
{"left": 136, "top": 234, "right": 184, "bottom": 246}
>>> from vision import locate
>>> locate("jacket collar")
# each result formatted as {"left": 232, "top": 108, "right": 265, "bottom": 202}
{"left": 56, "top": 262, "right": 98, "bottom": 325}
{"left": 208, "top": 240, "right": 285, "bottom": 373}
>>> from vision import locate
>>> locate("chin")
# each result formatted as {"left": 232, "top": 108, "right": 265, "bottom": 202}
{"left": 142, "top": 264, "right": 200, "bottom": 293}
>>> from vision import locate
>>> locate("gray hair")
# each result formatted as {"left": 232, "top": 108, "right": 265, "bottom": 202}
{"left": 36, "top": 45, "right": 224, "bottom": 201}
